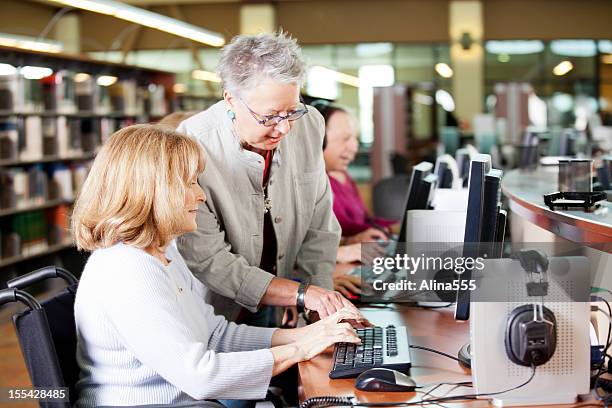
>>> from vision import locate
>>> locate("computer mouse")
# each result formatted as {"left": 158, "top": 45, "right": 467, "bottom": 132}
{"left": 355, "top": 368, "right": 417, "bottom": 392}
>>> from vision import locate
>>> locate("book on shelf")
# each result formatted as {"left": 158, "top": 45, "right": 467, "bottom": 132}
{"left": 0, "top": 118, "right": 18, "bottom": 160}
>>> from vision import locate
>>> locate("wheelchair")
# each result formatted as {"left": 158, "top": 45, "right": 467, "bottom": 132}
{"left": 0, "top": 266, "right": 231, "bottom": 408}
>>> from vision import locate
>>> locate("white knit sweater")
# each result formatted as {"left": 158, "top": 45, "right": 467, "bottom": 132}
{"left": 74, "top": 242, "right": 276, "bottom": 408}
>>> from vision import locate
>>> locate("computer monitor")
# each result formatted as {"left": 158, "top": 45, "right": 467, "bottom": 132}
{"left": 455, "top": 148, "right": 471, "bottom": 187}
{"left": 455, "top": 154, "right": 505, "bottom": 321}
{"left": 434, "top": 154, "right": 460, "bottom": 189}
{"left": 435, "top": 160, "right": 451, "bottom": 189}
{"left": 597, "top": 157, "right": 611, "bottom": 190}
{"left": 398, "top": 162, "right": 438, "bottom": 243}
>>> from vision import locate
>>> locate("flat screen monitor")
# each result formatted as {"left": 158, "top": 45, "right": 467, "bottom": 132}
{"left": 398, "top": 162, "right": 437, "bottom": 243}
{"left": 435, "top": 154, "right": 459, "bottom": 189}
{"left": 456, "top": 149, "right": 471, "bottom": 187}
{"left": 454, "top": 154, "right": 505, "bottom": 321}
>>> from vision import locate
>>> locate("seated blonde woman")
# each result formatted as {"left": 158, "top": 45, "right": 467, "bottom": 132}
{"left": 71, "top": 124, "right": 362, "bottom": 408}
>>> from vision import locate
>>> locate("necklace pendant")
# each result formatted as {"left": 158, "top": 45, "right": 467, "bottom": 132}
{"left": 264, "top": 196, "right": 272, "bottom": 214}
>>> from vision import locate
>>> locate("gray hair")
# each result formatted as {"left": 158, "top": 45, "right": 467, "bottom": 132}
{"left": 217, "top": 31, "right": 306, "bottom": 95}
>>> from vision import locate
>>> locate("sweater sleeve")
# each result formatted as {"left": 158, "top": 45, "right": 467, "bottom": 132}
{"left": 208, "top": 318, "right": 276, "bottom": 353}
{"left": 101, "top": 253, "right": 274, "bottom": 400}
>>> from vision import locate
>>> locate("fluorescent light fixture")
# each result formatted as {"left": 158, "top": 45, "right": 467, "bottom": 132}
{"left": 21, "top": 66, "right": 53, "bottom": 80}
{"left": 74, "top": 73, "right": 91, "bottom": 82}
{"left": 355, "top": 43, "right": 393, "bottom": 58}
{"left": 553, "top": 60, "right": 573, "bottom": 76}
{"left": 307, "top": 67, "right": 339, "bottom": 100}
{"left": 311, "top": 66, "right": 359, "bottom": 87}
{"left": 435, "top": 63, "right": 453, "bottom": 78}
{"left": 602, "top": 54, "right": 612, "bottom": 65}
{"left": 192, "top": 69, "right": 221, "bottom": 83}
{"left": 599, "top": 40, "right": 612, "bottom": 54}
{"left": 486, "top": 40, "right": 544, "bottom": 55}
{"left": 0, "top": 63, "right": 17, "bottom": 76}
{"left": 550, "top": 40, "right": 596, "bottom": 57}
{"left": 97, "top": 75, "right": 118, "bottom": 86}
{"left": 358, "top": 65, "right": 393, "bottom": 87}
{"left": 435, "top": 89, "right": 455, "bottom": 112}
{"left": 48, "top": 0, "right": 224, "bottom": 47}
{"left": 0, "top": 32, "right": 63, "bottom": 53}
{"left": 173, "top": 83, "right": 186, "bottom": 93}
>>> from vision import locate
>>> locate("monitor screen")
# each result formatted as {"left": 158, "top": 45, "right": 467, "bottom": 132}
{"left": 455, "top": 154, "right": 506, "bottom": 321}
{"left": 398, "top": 162, "right": 437, "bottom": 243}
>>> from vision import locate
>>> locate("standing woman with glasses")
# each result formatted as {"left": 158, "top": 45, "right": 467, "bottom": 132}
{"left": 176, "top": 31, "right": 363, "bottom": 328}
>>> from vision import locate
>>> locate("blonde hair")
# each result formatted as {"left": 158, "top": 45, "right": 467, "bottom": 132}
{"left": 72, "top": 124, "right": 205, "bottom": 251}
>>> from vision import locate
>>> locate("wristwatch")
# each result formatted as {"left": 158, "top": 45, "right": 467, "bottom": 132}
{"left": 296, "top": 281, "right": 310, "bottom": 314}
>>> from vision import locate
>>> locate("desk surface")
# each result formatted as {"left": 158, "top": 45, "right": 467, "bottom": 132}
{"left": 298, "top": 305, "right": 486, "bottom": 406}
{"left": 502, "top": 168, "right": 612, "bottom": 247}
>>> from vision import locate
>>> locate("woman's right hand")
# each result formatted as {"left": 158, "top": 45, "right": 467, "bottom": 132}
{"left": 294, "top": 308, "right": 362, "bottom": 361}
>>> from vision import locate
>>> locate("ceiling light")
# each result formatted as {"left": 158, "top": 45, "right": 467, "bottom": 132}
{"left": 21, "top": 66, "right": 53, "bottom": 80}
{"left": 0, "top": 63, "right": 17, "bottom": 76}
{"left": 311, "top": 66, "right": 360, "bottom": 87}
{"left": 497, "top": 53, "right": 510, "bottom": 63}
{"left": 192, "top": 69, "right": 221, "bottom": 83}
{"left": 173, "top": 83, "right": 187, "bottom": 93}
{"left": 435, "top": 63, "right": 453, "bottom": 78}
{"left": 553, "top": 61, "right": 573, "bottom": 76}
{"left": 74, "top": 73, "right": 91, "bottom": 82}
{"left": 47, "top": 0, "right": 225, "bottom": 47}
{"left": 0, "top": 32, "right": 63, "bottom": 53}
{"left": 358, "top": 65, "right": 394, "bottom": 87}
{"left": 97, "top": 75, "right": 118, "bottom": 86}
{"left": 550, "top": 40, "right": 596, "bottom": 57}
{"left": 599, "top": 40, "right": 612, "bottom": 54}
{"left": 486, "top": 40, "right": 544, "bottom": 55}
{"left": 435, "top": 89, "right": 455, "bottom": 112}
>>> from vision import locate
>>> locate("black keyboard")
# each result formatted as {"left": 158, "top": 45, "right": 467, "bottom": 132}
{"left": 329, "top": 325, "right": 412, "bottom": 379}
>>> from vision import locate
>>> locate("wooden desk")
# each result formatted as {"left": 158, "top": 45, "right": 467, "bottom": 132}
{"left": 298, "top": 305, "right": 489, "bottom": 406}
{"left": 297, "top": 286, "right": 599, "bottom": 407}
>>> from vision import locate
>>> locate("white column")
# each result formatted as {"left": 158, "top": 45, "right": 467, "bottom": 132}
{"left": 53, "top": 12, "right": 80, "bottom": 54}
{"left": 240, "top": 4, "right": 276, "bottom": 35}
{"left": 449, "top": 0, "right": 484, "bottom": 128}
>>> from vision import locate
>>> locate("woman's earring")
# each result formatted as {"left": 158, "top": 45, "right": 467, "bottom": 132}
{"left": 227, "top": 110, "right": 236, "bottom": 121}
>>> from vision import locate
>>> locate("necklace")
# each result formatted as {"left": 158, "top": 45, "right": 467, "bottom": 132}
{"left": 232, "top": 124, "right": 274, "bottom": 214}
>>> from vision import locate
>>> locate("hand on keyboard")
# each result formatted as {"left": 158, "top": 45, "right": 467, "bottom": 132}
{"left": 295, "top": 308, "right": 362, "bottom": 361}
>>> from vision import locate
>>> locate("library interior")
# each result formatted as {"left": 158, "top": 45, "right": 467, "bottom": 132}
{"left": 0, "top": 0, "right": 612, "bottom": 407}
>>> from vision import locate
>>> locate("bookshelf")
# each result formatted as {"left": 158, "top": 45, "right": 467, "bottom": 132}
{"left": 0, "top": 46, "right": 175, "bottom": 282}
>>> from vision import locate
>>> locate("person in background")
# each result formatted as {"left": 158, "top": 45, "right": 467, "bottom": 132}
{"left": 176, "top": 31, "right": 363, "bottom": 328}
{"left": 158, "top": 111, "right": 198, "bottom": 129}
{"left": 314, "top": 102, "right": 398, "bottom": 298}
{"left": 71, "top": 124, "right": 363, "bottom": 408}
{"left": 315, "top": 102, "right": 397, "bottom": 244}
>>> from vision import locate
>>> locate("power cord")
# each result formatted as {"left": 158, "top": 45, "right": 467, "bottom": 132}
{"left": 299, "top": 365, "right": 536, "bottom": 408}
{"left": 409, "top": 345, "right": 463, "bottom": 363}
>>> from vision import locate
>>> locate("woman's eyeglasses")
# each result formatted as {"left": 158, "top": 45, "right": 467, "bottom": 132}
{"left": 240, "top": 98, "right": 309, "bottom": 127}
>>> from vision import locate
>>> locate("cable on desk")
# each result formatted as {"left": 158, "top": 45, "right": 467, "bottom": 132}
{"left": 409, "top": 345, "right": 463, "bottom": 363}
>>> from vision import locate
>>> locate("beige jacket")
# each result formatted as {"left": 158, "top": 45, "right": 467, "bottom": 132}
{"left": 177, "top": 101, "right": 340, "bottom": 321}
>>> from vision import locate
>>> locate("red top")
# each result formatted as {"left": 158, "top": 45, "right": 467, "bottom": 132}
{"left": 328, "top": 171, "right": 396, "bottom": 237}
